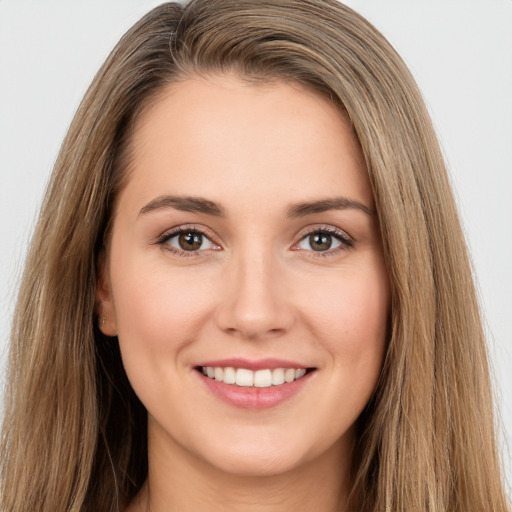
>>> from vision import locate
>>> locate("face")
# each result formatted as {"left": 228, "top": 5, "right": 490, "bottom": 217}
{"left": 97, "top": 74, "right": 390, "bottom": 478}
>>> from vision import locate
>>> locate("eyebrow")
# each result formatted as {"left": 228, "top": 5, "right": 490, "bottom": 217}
{"left": 139, "top": 194, "right": 374, "bottom": 218}
{"left": 139, "top": 195, "right": 226, "bottom": 217}
{"left": 286, "top": 197, "right": 375, "bottom": 217}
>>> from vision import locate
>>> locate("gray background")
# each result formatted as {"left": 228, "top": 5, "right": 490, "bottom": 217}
{"left": 1, "top": 0, "right": 511, "bottom": 490}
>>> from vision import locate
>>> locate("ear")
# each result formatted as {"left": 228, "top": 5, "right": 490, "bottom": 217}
{"left": 96, "top": 251, "right": 118, "bottom": 336}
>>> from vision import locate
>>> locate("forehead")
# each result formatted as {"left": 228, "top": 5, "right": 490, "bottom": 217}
{"left": 119, "top": 73, "right": 373, "bottom": 214}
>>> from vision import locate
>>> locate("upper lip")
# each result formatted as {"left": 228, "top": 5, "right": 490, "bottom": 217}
{"left": 195, "top": 358, "right": 311, "bottom": 371}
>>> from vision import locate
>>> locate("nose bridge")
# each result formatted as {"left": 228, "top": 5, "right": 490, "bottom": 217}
{"left": 215, "top": 240, "right": 293, "bottom": 339}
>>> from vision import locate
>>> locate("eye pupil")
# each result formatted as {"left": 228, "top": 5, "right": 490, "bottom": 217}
{"left": 310, "top": 233, "right": 332, "bottom": 251}
{"left": 179, "top": 232, "right": 202, "bottom": 251}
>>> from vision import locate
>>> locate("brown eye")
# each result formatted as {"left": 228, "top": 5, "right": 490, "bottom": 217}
{"left": 178, "top": 232, "right": 203, "bottom": 251}
{"left": 161, "top": 229, "right": 216, "bottom": 254}
{"left": 309, "top": 233, "right": 332, "bottom": 251}
{"left": 296, "top": 229, "right": 351, "bottom": 254}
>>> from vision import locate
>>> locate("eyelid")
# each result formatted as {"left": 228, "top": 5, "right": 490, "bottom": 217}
{"left": 155, "top": 224, "right": 222, "bottom": 256}
{"left": 154, "top": 223, "right": 353, "bottom": 258}
{"left": 291, "top": 224, "right": 354, "bottom": 255}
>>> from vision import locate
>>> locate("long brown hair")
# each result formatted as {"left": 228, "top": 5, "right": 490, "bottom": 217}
{"left": 1, "top": 1, "right": 508, "bottom": 510}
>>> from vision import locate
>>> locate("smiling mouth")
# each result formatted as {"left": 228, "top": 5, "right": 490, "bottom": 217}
{"left": 196, "top": 366, "right": 315, "bottom": 387}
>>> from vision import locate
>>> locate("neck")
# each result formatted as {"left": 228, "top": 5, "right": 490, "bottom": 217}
{"left": 128, "top": 425, "right": 354, "bottom": 512}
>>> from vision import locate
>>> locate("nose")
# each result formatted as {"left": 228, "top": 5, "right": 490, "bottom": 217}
{"left": 214, "top": 248, "right": 295, "bottom": 340}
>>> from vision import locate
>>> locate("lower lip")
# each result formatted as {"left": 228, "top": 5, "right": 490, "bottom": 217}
{"left": 197, "top": 370, "right": 314, "bottom": 410}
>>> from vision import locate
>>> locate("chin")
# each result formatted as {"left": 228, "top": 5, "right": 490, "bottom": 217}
{"left": 203, "top": 447, "right": 306, "bottom": 478}
{"left": 192, "top": 427, "right": 334, "bottom": 479}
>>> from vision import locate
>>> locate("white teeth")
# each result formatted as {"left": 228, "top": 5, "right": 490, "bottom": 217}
{"left": 284, "top": 368, "right": 295, "bottom": 383}
{"left": 223, "top": 366, "right": 236, "bottom": 384}
{"left": 295, "top": 368, "right": 306, "bottom": 379}
{"left": 201, "top": 366, "right": 309, "bottom": 387}
{"left": 236, "top": 368, "right": 254, "bottom": 387}
{"left": 271, "top": 368, "right": 285, "bottom": 385}
{"left": 254, "top": 369, "right": 272, "bottom": 388}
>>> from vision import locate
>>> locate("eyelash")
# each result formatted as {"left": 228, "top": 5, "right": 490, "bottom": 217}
{"left": 155, "top": 224, "right": 218, "bottom": 258}
{"left": 155, "top": 224, "right": 354, "bottom": 258}
{"left": 294, "top": 226, "right": 354, "bottom": 258}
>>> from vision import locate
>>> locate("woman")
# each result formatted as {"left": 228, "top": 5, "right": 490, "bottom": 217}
{"left": 1, "top": 1, "right": 509, "bottom": 511}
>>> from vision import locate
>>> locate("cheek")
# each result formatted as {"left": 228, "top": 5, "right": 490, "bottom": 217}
{"left": 298, "top": 262, "right": 389, "bottom": 388}
{"left": 108, "top": 253, "right": 221, "bottom": 416}
{"left": 110, "top": 253, "right": 217, "bottom": 357}
{"left": 303, "top": 265, "right": 388, "bottom": 342}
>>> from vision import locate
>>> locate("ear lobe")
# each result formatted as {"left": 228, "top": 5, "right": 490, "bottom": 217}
{"left": 96, "top": 252, "right": 118, "bottom": 336}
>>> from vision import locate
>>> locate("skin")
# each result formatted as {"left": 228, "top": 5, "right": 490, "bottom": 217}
{"left": 97, "top": 74, "right": 390, "bottom": 512}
